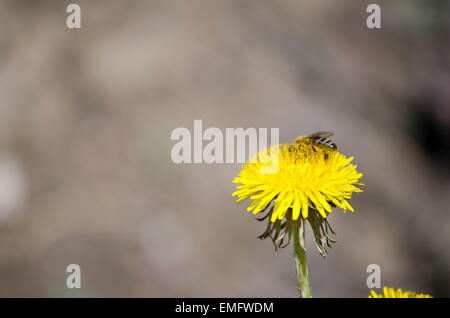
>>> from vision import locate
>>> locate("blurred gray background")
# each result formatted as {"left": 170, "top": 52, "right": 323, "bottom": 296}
{"left": 0, "top": 0, "right": 449, "bottom": 297}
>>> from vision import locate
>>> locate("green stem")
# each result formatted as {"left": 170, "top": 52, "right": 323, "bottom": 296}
{"left": 293, "top": 220, "right": 312, "bottom": 298}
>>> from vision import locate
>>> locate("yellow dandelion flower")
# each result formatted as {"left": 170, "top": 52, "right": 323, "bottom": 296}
{"left": 232, "top": 132, "right": 363, "bottom": 256}
{"left": 369, "top": 287, "right": 433, "bottom": 298}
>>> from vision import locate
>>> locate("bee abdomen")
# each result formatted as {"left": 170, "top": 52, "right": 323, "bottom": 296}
{"left": 312, "top": 138, "right": 337, "bottom": 150}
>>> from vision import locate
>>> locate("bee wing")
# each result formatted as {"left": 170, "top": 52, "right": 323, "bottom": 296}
{"left": 307, "top": 131, "right": 334, "bottom": 140}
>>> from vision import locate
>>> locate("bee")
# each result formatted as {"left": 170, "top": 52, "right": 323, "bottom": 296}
{"left": 305, "top": 131, "right": 337, "bottom": 150}
{"left": 292, "top": 131, "right": 338, "bottom": 154}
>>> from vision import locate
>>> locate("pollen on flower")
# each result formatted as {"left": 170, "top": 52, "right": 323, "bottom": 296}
{"left": 369, "top": 287, "right": 433, "bottom": 298}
